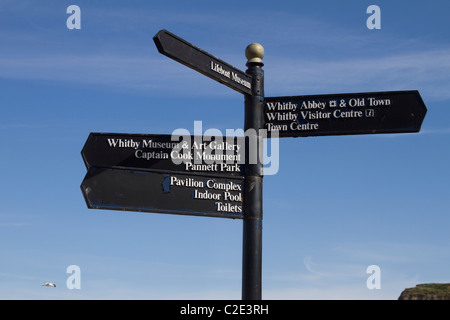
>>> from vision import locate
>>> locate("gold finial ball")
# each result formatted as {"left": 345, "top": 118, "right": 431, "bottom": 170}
{"left": 245, "top": 43, "right": 264, "bottom": 64}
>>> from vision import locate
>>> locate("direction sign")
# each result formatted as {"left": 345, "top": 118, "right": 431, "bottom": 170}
{"left": 81, "top": 167, "right": 244, "bottom": 219}
{"left": 264, "top": 90, "right": 427, "bottom": 137}
{"left": 153, "top": 29, "right": 252, "bottom": 95}
{"left": 82, "top": 132, "right": 244, "bottom": 177}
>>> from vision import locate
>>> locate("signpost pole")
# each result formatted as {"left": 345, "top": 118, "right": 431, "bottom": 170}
{"left": 242, "top": 43, "right": 264, "bottom": 300}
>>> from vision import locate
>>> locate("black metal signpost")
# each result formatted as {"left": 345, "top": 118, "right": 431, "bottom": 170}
{"left": 82, "top": 167, "right": 244, "bottom": 219}
{"left": 80, "top": 131, "right": 245, "bottom": 219}
{"left": 82, "top": 132, "right": 244, "bottom": 177}
{"left": 80, "top": 29, "right": 427, "bottom": 300}
{"left": 264, "top": 91, "right": 427, "bottom": 137}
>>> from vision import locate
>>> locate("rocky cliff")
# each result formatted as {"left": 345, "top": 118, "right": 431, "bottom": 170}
{"left": 398, "top": 283, "right": 450, "bottom": 300}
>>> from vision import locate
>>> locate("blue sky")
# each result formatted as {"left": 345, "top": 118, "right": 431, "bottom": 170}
{"left": 0, "top": 0, "right": 449, "bottom": 299}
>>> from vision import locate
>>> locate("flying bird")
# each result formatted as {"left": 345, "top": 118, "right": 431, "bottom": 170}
{"left": 41, "top": 282, "right": 56, "bottom": 287}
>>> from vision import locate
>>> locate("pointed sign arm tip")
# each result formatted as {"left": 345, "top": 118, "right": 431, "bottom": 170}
{"left": 153, "top": 29, "right": 168, "bottom": 54}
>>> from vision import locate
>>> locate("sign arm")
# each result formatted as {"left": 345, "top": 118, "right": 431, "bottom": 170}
{"left": 153, "top": 29, "right": 252, "bottom": 95}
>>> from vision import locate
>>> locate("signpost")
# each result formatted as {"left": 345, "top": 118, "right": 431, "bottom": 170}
{"left": 264, "top": 91, "right": 427, "bottom": 137}
{"left": 80, "top": 29, "right": 427, "bottom": 300}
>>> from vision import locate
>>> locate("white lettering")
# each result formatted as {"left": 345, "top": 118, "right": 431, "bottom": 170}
{"left": 193, "top": 189, "right": 222, "bottom": 201}
{"left": 170, "top": 176, "right": 204, "bottom": 188}
{"left": 368, "top": 97, "right": 391, "bottom": 106}
{"left": 289, "top": 122, "right": 319, "bottom": 131}
{"left": 231, "top": 72, "right": 251, "bottom": 89}
{"left": 333, "top": 109, "right": 363, "bottom": 118}
{"left": 210, "top": 61, "right": 230, "bottom": 78}
{"left": 66, "top": 5, "right": 81, "bottom": 30}
{"left": 206, "top": 179, "right": 242, "bottom": 192}
{"left": 66, "top": 265, "right": 81, "bottom": 289}
{"left": 366, "top": 265, "right": 381, "bottom": 289}
{"left": 180, "top": 304, "right": 214, "bottom": 317}
{"left": 300, "top": 100, "right": 326, "bottom": 110}
{"left": 210, "top": 62, "right": 251, "bottom": 89}
{"left": 366, "top": 5, "right": 381, "bottom": 30}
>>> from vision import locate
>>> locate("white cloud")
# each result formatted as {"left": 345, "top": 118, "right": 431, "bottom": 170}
{"left": 1, "top": 45, "right": 448, "bottom": 102}
{"left": 0, "top": 2, "right": 448, "bottom": 101}
{"left": 265, "top": 48, "right": 450, "bottom": 101}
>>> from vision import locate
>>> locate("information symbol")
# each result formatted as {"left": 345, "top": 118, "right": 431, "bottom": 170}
{"left": 365, "top": 109, "right": 375, "bottom": 117}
